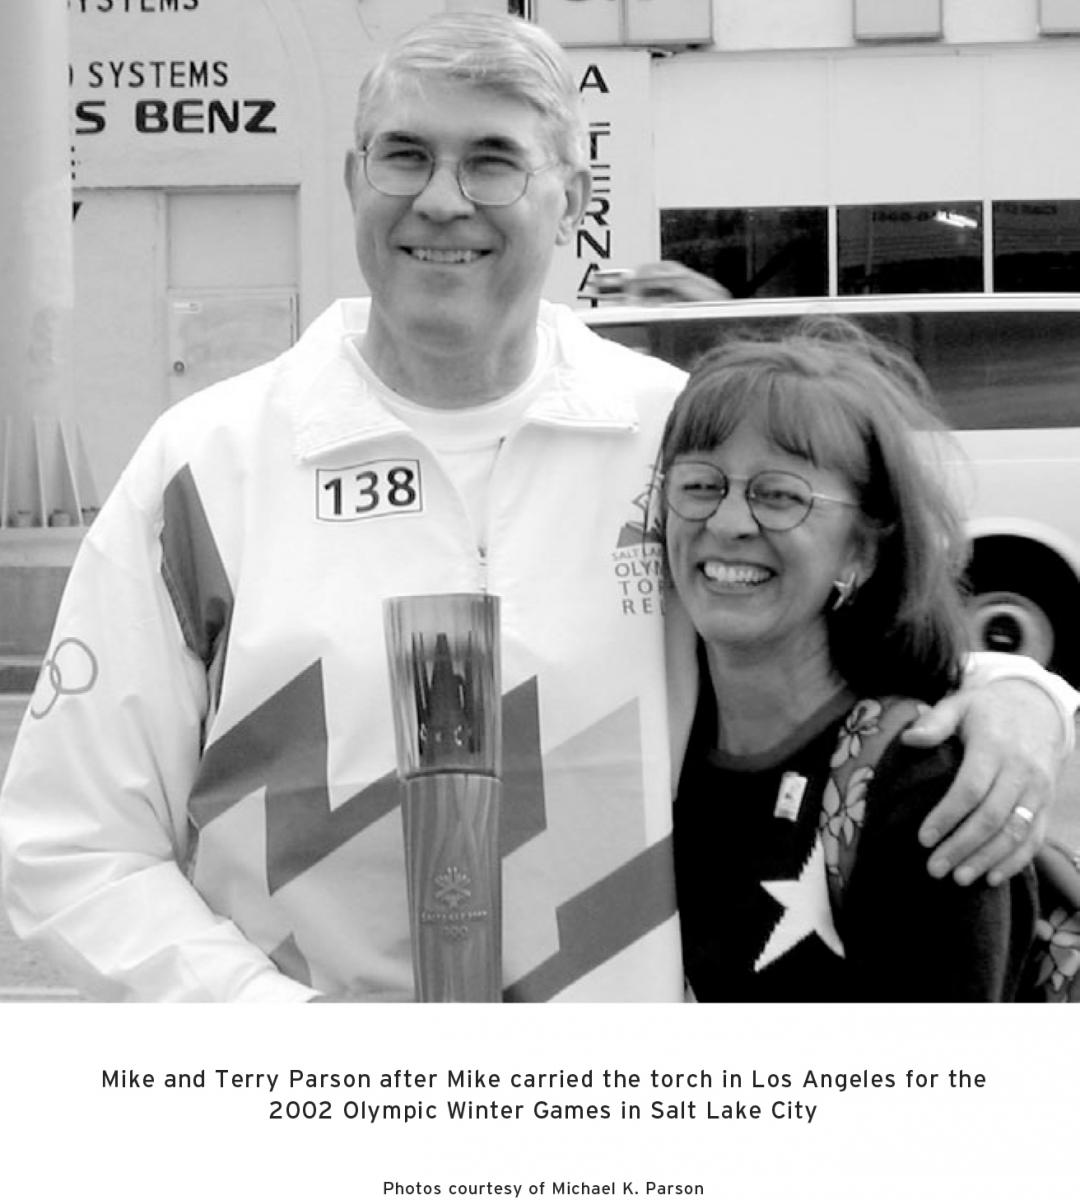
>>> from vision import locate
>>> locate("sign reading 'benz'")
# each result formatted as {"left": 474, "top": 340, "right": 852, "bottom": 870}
{"left": 69, "top": 0, "right": 297, "bottom": 187}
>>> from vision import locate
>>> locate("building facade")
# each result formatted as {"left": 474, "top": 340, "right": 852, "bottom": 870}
{"left": 3, "top": 0, "right": 1080, "bottom": 658}
{"left": 61, "top": 0, "right": 1080, "bottom": 491}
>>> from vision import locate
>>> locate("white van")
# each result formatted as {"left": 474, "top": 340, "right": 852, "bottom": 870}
{"left": 583, "top": 293, "right": 1080, "bottom": 685}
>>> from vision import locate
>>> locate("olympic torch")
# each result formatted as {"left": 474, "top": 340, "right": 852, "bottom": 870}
{"left": 384, "top": 593, "right": 503, "bottom": 1002}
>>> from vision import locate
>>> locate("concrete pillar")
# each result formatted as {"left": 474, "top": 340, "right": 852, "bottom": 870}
{"left": 0, "top": 0, "right": 79, "bottom": 529}
{"left": 0, "top": 0, "right": 82, "bottom": 669}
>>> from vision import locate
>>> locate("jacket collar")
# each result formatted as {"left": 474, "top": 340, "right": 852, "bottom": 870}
{"left": 286, "top": 299, "right": 640, "bottom": 462}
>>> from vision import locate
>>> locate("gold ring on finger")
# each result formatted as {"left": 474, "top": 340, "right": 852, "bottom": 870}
{"left": 1006, "top": 804, "right": 1036, "bottom": 840}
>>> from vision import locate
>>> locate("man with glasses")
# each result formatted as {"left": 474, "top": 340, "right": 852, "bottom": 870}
{"left": 1, "top": 12, "right": 1073, "bottom": 1002}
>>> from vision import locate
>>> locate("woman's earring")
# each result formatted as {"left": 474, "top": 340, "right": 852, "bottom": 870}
{"left": 831, "top": 571, "right": 859, "bottom": 611}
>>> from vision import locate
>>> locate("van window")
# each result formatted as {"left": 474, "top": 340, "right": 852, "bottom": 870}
{"left": 591, "top": 309, "right": 1080, "bottom": 429}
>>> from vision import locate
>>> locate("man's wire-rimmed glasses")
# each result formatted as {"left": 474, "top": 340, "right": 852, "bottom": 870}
{"left": 359, "top": 138, "right": 558, "bottom": 208}
{"left": 663, "top": 462, "right": 859, "bottom": 532}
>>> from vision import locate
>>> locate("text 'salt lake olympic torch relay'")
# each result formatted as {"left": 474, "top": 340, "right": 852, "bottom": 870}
{"left": 384, "top": 593, "right": 504, "bottom": 1002}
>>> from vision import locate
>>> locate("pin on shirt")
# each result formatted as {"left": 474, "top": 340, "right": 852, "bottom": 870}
{"left": 774, "top": 772, "right": 808, "bottom": 822}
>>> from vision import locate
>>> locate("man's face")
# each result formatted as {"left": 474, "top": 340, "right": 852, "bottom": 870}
{"left": 345, "top": 78, "right": 588, "bottom": 366}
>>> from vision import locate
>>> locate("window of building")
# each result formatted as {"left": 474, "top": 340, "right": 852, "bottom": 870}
{"left": 1039, "top": 0, "right": 1080, "bottom": 35}
{"left": 853, "top": 0, "right": 942, "bottom": 42}
{"left": 529, "top": 0, "right": 622, "bottom": 44}
{"left": 660, "top": 207, "right": 828, "bottom": 298}
{"left": 993, "top": 200, "right": 1080, "bottom": 291}
{"left": 658, "top": 201, "right": 1080, "bottom": 298}
{"left": 837, "top": 202, "right": 982, "bottom": 294}
{"left": 530, "top": 0, "right": 712, "bottom": 47}
{"left": 625, "top": 0, "right": 713, "bottom": 46}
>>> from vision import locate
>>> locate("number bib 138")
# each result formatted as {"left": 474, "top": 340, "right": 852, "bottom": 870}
{"left": 316, "top": 459, "right": 423, "bottom": 522}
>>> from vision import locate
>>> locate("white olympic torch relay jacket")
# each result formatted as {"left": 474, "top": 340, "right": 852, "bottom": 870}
{"left": 0, "top": 299, "right": 691, "bottom": 1002}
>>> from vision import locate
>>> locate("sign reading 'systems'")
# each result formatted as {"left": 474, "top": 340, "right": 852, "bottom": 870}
{"left": 69, "top": 0, "right": 297, "bottom": 187}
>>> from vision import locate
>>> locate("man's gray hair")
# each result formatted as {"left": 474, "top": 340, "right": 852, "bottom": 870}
{"left": 353, "top": 12, "right": 589, "bottom": 172}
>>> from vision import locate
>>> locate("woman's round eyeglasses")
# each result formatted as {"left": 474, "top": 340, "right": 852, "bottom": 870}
{"left": 663, "top": 462, "right": 858, "bottom": 532}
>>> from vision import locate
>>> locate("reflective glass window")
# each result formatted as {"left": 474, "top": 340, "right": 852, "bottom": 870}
{"left": 838, "top": 202, "right": 982, "bottom": 294}
{"left": 588, "top": 309, "right": 1080, "bottom": 430}
{"left": 993, "top": 200, "right": 1080, "bottom": 292}
{"left": 660, "top": 207, "right": 828, "bottom": 298}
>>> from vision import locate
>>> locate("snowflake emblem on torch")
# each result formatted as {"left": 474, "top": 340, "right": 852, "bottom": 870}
{"left": 434, "top": 866, "right": 472, "bottom": 909}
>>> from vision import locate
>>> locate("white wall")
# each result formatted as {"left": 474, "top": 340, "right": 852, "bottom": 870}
{"left": 945, "top": 0, "right": 1037, "bottom": 41}
{"left": 71, "top": 190, "right": 164, "bottom": 493}
{"left": 984, "top": 48, "right": 1080, "bottom": 196}
{"left": 708, "top": 0, "right": 1044, "bottom": 49}
{"left": 67, "top": 0, "right": 1080, "bottom": 502}
{"left": 711, "top": 0, "right": 854, "bottom": 49}
{"left": 654, "top": 40, "right": 1080, "bottom": 209}
{"left": 653, "top": 54, "right": 832, "bottom": 208}
{"left": 68, "top": 0, "right": 386, "bottom": 495}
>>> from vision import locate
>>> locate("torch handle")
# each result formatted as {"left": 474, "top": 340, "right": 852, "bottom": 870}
{"left": 402, "top": 773, "right": 502, "bottom": 1002}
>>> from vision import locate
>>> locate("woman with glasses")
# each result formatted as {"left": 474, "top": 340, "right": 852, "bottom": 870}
{"left": 662, "top": 319, "right": 1038, "bottom": 1000}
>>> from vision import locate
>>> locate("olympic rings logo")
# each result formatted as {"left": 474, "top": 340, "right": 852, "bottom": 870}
{"left": 29, "top": 637, "right": 100, "bottom": 719}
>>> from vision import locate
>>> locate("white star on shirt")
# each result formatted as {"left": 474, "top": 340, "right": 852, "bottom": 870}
{"left": 754, "top": 836, "right": 845, "bottom": 972}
